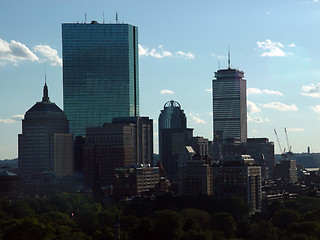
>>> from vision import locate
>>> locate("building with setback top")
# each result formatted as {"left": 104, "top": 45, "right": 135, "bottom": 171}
{"left": 212, "top": 62, "right": 247, "bottom": 143}
{"left": 18, "top": 83, "right": 74, "bottom": 184}
{"left": 62, "top": 21, "right": 139, "bottom": 137}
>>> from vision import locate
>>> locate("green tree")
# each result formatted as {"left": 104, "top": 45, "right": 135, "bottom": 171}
{"left": 151, "top": 210, "right": 183, "bottom": 240}
{"left": 272, "top": 208, "right": 301, "bottom": 230}
{"left": 211, "top": 212, "right": 236, "bottom": 239}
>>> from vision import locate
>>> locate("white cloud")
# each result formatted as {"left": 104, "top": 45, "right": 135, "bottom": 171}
{"left": 33, "top": 45, "right": 62, "bottom": 66}
{"left": 288, "top": 43, "right": 296, "bottom": 48}
{"left": 0, "top": 38, "right": 39, "bottom": 65}
{"left": 301, "top": 83, "right": 320, "bottom": 98}
{"left": 247, "top": 88, "right": 262, "bottom": 94}
{"left": 0, "top": 119, "right": 15, "bottom": 124}
{"left": 262, "top": 102, "right": 298, "bottom": 111}
{"left": 206, "top": 88, "right": 212, "bottom": 93}
{"left": 247, "top": 87, "right": 283, "bottom": 96}
{"left": 160, "top": 89, "right": 174, "bottom": 95}
{"left": 175, "top": 51, "right": 195, "bottom": 59}
{"left": 286, "top": 128, "right": 304, "bottom": 132}
{"left": 189, "top": 114, "right": 206, "bottom": 124}
{"left": 247, "top": 116, "right": 263, "bottom": 123}
{"left": 311, "top": 105, "right": 320, "bottom": 113}
{"left": 139, "top": 44, "right": 194, "bottom": 59}
{"left": 12, "top": 115, "right": 23, "bottom": 120}
{"left": 262, "top": 89, "right": 283, "bottom": 96}
{"left": 256, "top": 39, "right": 287, "bottom": 57}
{"left": 247, "top": 101, "right": 261, "bottom": 113}
{"left": 207, "top": 112, "right": 213, "bottom": 116}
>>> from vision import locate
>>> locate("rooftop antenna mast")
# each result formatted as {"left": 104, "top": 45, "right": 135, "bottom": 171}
{"left": 103, "top": 12, "right": 105, "bottom": 24}
{"left": 44, "top": 64, "right": 47, "bottom": 85}
{"left": 85, "top": 13, "right": 87, "bottom": 24}
{"left": 218, "top": 60, "right": 220, "bottom": 70}
{"left": 116, "top": 12, "right": 118, "bottom": 24}
{"left": 228, "top": 46, "right": 231, "bottom": 69}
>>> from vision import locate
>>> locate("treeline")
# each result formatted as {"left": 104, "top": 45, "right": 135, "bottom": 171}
{"left": 1, "top": 193, "right": 320, "bottom": 239}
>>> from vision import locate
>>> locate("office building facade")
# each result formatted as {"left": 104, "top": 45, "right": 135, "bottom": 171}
{"left": 158, "top": 100, "right": 193, "bottom": 180}
{"left": 19, "top": 84, "right": 74, "bottom": 180}
{"left": 62, "top": 21, "right": 139, "bottom": 137}
{"left": 212, "top": 68, "right": 247, "bottom": 142}
{"left": 213, "top": 154, "right": 261, "bottom": 212}
{"left": 83, "top": 116, "right": 153, "bottom": 187}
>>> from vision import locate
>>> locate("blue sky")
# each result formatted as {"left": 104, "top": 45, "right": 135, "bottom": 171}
{"left": 1, "top": 0, "right": 320, "bottom": 159}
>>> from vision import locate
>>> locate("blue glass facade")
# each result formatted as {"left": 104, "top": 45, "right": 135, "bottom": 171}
{"left": 62, "top": 22, "right": 139, "bottom": 137}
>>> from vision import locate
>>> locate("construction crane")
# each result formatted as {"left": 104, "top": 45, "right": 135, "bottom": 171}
{"left": 274, "top": 129, "right": 283, "bottom": 155}
{"left": 274, "top": 129, "right": 288, "bottom": 160}
{"left": 284, "top": 127, "right": 293, "bottom": 158}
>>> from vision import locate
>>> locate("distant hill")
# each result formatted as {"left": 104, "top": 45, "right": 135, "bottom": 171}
{"left": 0, "top": 158, "right": 18, "bottom": 169}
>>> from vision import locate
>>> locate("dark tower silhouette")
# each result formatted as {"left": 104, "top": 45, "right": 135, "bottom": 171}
{"left": 158, "top": 100, "right": 193, "bottom": 181}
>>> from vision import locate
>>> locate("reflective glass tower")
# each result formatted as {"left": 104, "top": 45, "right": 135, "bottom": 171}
{"left": 62, "top": 21, "right": 139, "bottom": 137}
{"left": 212, "top": 67, "right": 247, "bottom": 143}
{"left": 158, "top": 101, "right": 193, "bottom": 180}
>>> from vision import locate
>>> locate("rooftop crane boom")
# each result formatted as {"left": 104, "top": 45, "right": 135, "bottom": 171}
{"left": 284, "top": 127, "right": 293, "bottom": 157}
{"left": 274, "top": 129, "right": 283, "bottom": 154}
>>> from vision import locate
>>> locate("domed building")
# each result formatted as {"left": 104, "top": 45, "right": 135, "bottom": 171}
{"left": 18, "top": 83, "right": 74, "bottom": 185}
{"left": 158, "top": 100, "right": 193, "bottom": 181}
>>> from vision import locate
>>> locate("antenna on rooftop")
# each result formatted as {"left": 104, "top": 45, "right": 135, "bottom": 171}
{"left": 218, "top": 60, "right": 220, "bottom": 70}
{"left": 85, "top": 13, "right": 87, "bottom": 24}
{"left": 228, "top": 46, "right": 231, "bottom": 69}
{"left": 103, "top": 12, "right": 105, "bottom": 24}
{"left": 116, "top": 12, "right": 118, "bottom": 23}
{"left": 44, "top": 64, "right": 47, "bottom": 85}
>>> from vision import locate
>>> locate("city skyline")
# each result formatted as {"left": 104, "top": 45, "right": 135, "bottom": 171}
{"left": 1, "top": 0, "right": 320, "bottom": 159}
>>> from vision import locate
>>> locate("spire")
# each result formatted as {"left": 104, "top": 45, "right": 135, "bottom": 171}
{"left": 228, "top": 46, "right": 231, "bottom": 69}
{"left": 42, "top": 75, "right": 50, "bottom": 102}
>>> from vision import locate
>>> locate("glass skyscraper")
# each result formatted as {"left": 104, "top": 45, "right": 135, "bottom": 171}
{"left": 62, "top": 21, "right": 139, "bottom": 137}
{"left": 158, "top": 100, "right": 193, "bottom": 180}
{"left": 212, "top": 67, "right": 247, "bottom": 143}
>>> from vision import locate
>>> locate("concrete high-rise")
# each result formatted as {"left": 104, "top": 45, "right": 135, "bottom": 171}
{"left": 62, "top": 21, "right": 139, "bottom": 137}
{"left": 158, "top": 100, "right": 193, "bottom": 180}
{"left": 18, "top": 83, "right": 74, "bottom": 180}
{"left": 212, "top": 65, "right": 247, "bottom": 142}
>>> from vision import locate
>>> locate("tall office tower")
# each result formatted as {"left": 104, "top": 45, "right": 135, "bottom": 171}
{"left": 62, "top": 21, "right": 139, "bottom": 137}
{"left": 212, "top": 63, "right": 247, "bottom": 142}
{"left": 18, "top": 83, "right": 74, "bottom": 180}
{"left": 213, "top": 154, "right": 262, "bottom": 212}
{"left": 83, "top": 116, "right": 153, "bottom": 187}
{"left": 158, "top": 100, "right": 193, "bottom": 180}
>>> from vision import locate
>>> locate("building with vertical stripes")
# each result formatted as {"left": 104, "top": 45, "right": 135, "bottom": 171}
{"left": 212, "top": 68, "right": 247, "bottom": 143}
{"left": 62, "top": 21, "right": 139, "bottom": 137}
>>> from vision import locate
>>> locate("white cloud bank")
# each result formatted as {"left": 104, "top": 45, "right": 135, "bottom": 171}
{"left": 256, "top": 39, "right": 293, "bottom": 57}
{"left": 0, "top": 114, "right": 23, "bottom": 124}
{"left": 311, "top": 105, "right": 320, "bottom": 113}
{"left": 189, "top": 113, "right": 206, "bottom": 124}
{"left": 34, "top": 45, "right": 62, "bottom": 66}
{"left": 247, "top": 101, "right": 261, "bottom": 113}
{"left": 247, "top": 88, "right": 283, "bottom": 96}
{"left": 262, "top": 102, "right": 298, "bottom": 111}
{"left": 0, "top": 38, "right": 61, "bottom": 66}
{"left": 139, "top": 44, "right": 194, "bottom": 59}
{"left": 205, "top": 88, "right": 212, "bottom": 93}
{"left": 160, "top": 89, "right": 175, "bottom": 95}
{"left": 301, "top": 83, "right": 320, "bottom": 98}
{"left": 286, "top": 128, "right": 304, "bottom": 132}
